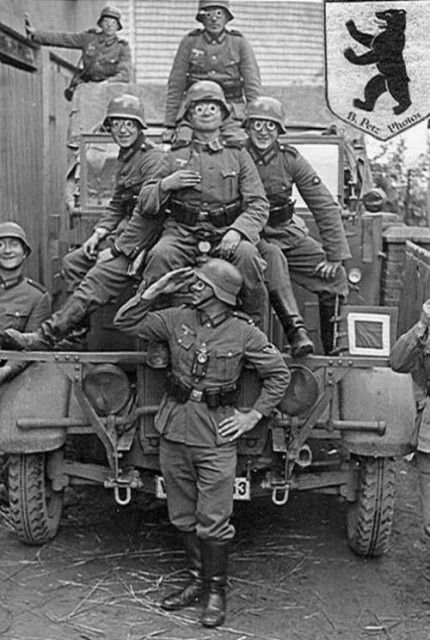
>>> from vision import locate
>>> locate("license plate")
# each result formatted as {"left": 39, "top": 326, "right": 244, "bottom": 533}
{"left": 155, "top": 476, "right": 250, "bottom": 501}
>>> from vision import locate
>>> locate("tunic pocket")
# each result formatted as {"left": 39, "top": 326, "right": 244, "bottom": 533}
{"left": 4, "top": 308, "right": 30, "bottom": 331}
{"left": 214, "top": 348, "right": 242, "bottom": 380}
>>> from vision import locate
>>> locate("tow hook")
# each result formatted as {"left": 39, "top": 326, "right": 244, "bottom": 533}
{"left": 271, "top": 484, "right": 290, "bottom": 506}
{"left": 114, "top": 485, "right": 131, "bottom": 506}
{"left": 105, "top": 469, "right": 143, "bottom": 506}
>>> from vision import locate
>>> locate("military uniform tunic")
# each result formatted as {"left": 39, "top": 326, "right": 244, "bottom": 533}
{"left": 0, "top": 275, "right": 51, "bottom": 378}
{"left": 32, "top": 29, "right": 132, "bottom": 84}
{"left": 115, "top": 138, "right": 269, "bottom": 326}
{"left": 115, "top": 296, "right": 290, "bottom": 538}
{"left": 390, "top": 322, "right": 430, "bottom": 453}
{"left": 164, "top": 28, "right": 262, "bottom": 127}
{"left": 62, "top": 136, "right": 165, "bottom": 293}
{"left": 248, "top": 140, "right": 351, "bottom": 297}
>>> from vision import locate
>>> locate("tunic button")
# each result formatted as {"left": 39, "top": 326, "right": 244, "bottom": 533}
{"left": 178, "top": 339, "right": 182, "bottom": 343}
{"left": 228, "top": 352, "right": 232, "bottom": 357}
{"left": 206, "top": 323, "right": 211, "bottom": 327}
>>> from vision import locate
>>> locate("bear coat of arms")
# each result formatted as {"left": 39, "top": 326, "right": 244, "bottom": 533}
{"left": 324, "top": 0, "right": 430, "bottom": 140}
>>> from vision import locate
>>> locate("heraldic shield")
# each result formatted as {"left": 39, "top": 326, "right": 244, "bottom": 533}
{"left": 324, "top": 0, "right": 430, "bottom": 140}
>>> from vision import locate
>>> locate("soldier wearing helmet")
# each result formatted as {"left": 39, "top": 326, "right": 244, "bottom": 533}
{"left": 24, "top": 5, "right": 132, "bottom": 100}
{"left": 163, "top": 0, "right": 261, "bottom": 142}
{"left": 244, "top": 96, "right": 351, "bottom": 355}
{"left": 114, "top": 261, "right": 290, "bottom": 628}
{"left": 115, "top": 80, "right": 270, "bottom": 329}
{"left": 0, "top": 222, "right": 51, "bottom": 385}
{"left": 1, "top": 97, "right": 165, "bottom": 352}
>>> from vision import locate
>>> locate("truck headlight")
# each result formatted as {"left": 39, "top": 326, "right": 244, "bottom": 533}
{"left": 83, "top": 365, "right": 132, "bottom": 416}
{"left": 279, "top": 365, "right": 319, "bottom": 416}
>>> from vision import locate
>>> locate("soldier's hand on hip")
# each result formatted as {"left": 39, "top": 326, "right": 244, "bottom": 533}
{"left": 24, "top": 13, "right": 34, "bottom": 38}
{"left": 314, "top": 259, "right": 341, "bottom": 280}
{"left": 160, "top": 170, "right": 201, "bottom": 193}
{"left": 141, "top": 267, "right": 194, "bottom": 300}
{"left": 218, "top": 408, "right": 262, "bottom": 442}
{"left": 219, "top": 229, "right": 241, "bottom": 259}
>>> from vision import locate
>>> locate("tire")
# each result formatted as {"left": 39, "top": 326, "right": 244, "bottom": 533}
{"left": 346, "top": 456, "right": 396, "bottom": 558}
{"left": 8, "top": 452, "right": 64, "bottom": 545}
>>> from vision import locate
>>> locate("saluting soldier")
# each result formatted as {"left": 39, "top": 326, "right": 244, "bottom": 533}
{"left": 0, "top": 97, "right": 165, "bottom": 352}
{"left": 163, "top": 0, "right": 261, "bottom": 142}
{"left": 25, "top": 5, "right": 132, "bottom": 100}
{"left": 119, "top": 80, "right": 269, "bottom": 328}
{"left": 0, "top": 222, "right": 51, "bottom": 384}
{"left": 390, "top": 300, "right": 430, "bottom": 543}
{"left": 244, "top": 97, "right": 351, "bottom": 354}
{"left": 114, "top": 259, "right": 290, "bottom": 628}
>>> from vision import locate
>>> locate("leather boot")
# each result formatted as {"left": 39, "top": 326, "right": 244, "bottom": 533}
{"left": 417, "top": 452, "right": 430, "bottom": 538}
{"left": 269, "top": 290, "right": 314, "bottom": 357}
{"left": 318, "top": 293, "right": 341, "bottom": 355}
{"left": 161, "top": 531, "right": 204, "bottom": 610}
{"left": 1, "top": 296, "right": 88, "bottom": 351}
{"left": 201, "top": 539, "right": 229, "bottom": 628}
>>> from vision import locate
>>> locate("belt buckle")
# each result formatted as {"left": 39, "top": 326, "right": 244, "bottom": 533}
{"left": 190, "top": 389, "right": 204, "bottom": 402}
{"left": 198, "top": 211, "right": 210, "bottom": 222}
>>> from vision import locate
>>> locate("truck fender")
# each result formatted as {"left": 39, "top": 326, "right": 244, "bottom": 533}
{"left": 339, "top": 367, "right": 415, "bottom": 457}
{"left": 0, "top": 362, "right": 70, "bottom": 454}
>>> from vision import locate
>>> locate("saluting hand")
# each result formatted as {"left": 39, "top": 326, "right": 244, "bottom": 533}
{"left": 141, "top": 267, "right": 195, "bottom": 300}
{"left": 314, "top": 259, "right": 341, "bottom": 280}
{"left": 218, "top": 408, "right": 262, "bottom": 442}
{"left": 160, "top": 170, "right": 201, "bottom": 193}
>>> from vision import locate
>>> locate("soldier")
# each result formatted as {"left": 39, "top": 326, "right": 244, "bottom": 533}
{"left": 390, "top": 300, "right": 430, "bottom": 542}
{"left": 114, "top": 259, "right": 290, "bottom": 628}
{"left": 119, "top": 80, "right": 269, "bottom": 328}
{"left": 163, "top": 0, "right": 261, "bottom": 142}
{"left": 244, "top": 97, "right": 351, "bottom": 354}
{"left": 0, "top": 222, "right": 51, "bottom": 384}
{"left": 0, "top": 98, "right": 165, "bottom": 352}
{"left": 25, "top": 5, "right": 132, "bottom": 100}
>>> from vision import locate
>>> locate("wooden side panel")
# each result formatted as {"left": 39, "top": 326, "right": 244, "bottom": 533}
{"left": 0, "top": 60, "right": 43, "bottom": 280}
{"left": 398, "top": 241, "right": 430, "bottom": 334}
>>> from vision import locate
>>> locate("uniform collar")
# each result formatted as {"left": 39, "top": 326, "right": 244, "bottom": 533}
{"left": 0, "top": 273, "right": 23, "bottom": 290}
{"left": 203, "top": 29, "right": 227, "bottom": 44}
{"left": 192, "top": 137, "right": 224, "bottom": 153}
{"left": 198, "top": 307, "right": 231, "bottom": 327}
{"left": 118, "top": 133, "right": 145, "bottom": 162}
{"left": 98, "top": 32, "right": 118, "bottom": 45}
{"left": 247, "top": 140, "right": 279, "bottom": 166}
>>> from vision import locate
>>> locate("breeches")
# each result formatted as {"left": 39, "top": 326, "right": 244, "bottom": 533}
{"left": 70, "top": 254, "right": 132, "bottom": 314}
{"left": 159, "top": 437, "right": 236, "bottom": 541}
{"left": 259, "top": 235, "right": 348, "bottom": 298}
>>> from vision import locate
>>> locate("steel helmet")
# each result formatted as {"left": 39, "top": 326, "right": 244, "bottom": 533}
{"left": 176, "top": 80, "right": 231, "bottom": 122}
{"left": 0, "top": 221, "right": 31, "bottom": 255}
{"left": 361, "top": 187, "right": 387, "bottom": 212}
{"left": 97, "top": 5, "right": 123, "bottom": 30}
{"left": 194, "top": 258, "right": 243, "bottom": 306}
{"left": 244, "top": 97, "right": 287, "bottom": 133}
{"left": 196, "top": 0, "right": 234, "bottom": 22}
{"left": 103, "top": 94, "right": 147, "bottom": 130}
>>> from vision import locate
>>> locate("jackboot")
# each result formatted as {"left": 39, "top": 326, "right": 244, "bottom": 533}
{"left": 318, "top": 293, "right": 340, "bottom": 355}
{"left": 55, "top": 313, "right": 91, "bottom": 351}
{"left": 201, "top": 539, "right": 229, "bottom": 628}
{"left": 1, "top": 296, "right": 88, "bottom": 351}
{"left": 269, "top": 290, "right": 314, "bottom": 358}
{"left": 417, "top": 452, "right": 430, "bottom": 538}
{"left": 161, "top": 531, "right": 204, "bottom": 610}
{"left": 241, "top": 281, "right": 269, "bottom": 331}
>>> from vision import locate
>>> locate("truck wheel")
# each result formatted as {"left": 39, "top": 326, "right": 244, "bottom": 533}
{"left": 8, "top": 453, "right": 63, "bottom": 545}
{"left": 346, "top": 456, "right": 396, "bottom": 558}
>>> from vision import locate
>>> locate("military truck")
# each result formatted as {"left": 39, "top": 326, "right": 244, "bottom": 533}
{"left": 0, "top": 85, "right": 421, "bottom": 559}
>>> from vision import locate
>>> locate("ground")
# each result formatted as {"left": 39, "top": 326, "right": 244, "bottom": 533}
{"left": 0, "top": 458, "right": 429, "bottom": 640}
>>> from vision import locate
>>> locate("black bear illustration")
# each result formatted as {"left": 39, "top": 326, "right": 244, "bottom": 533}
{"left": 344, "top": 9, "right": 411, "bottom": 115}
